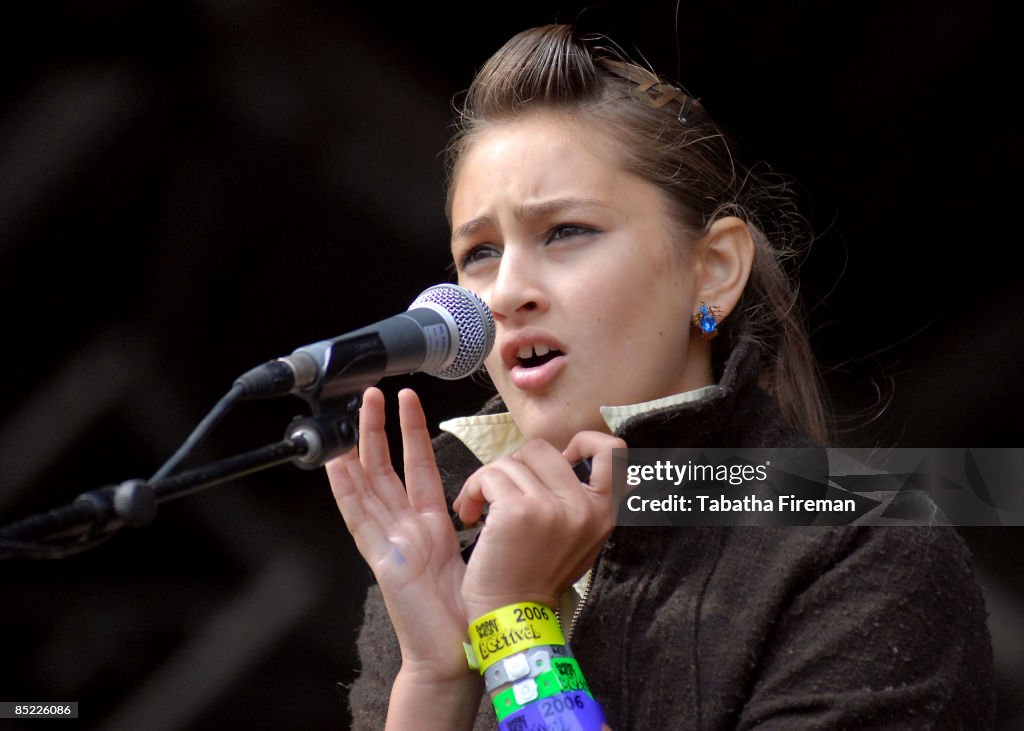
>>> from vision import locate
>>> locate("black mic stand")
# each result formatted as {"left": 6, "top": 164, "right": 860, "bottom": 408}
{"left": 0, "top": 392, "right": 362, "bottom": 560}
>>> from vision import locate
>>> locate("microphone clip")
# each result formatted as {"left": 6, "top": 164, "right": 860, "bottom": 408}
{"left": 285, "top": 392, "right": 363, "bottom": 469}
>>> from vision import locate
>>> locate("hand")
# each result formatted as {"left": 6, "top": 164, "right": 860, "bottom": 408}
{"left": 326, "top": 387, "right": 469, "bottom": 682}
{"left": 453, "top": 432, "right": 623, "bottom": 621}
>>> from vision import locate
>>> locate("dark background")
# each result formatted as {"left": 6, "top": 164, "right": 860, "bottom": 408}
{"left": 1, "top": 1, "right": 1021, "bottom": 728}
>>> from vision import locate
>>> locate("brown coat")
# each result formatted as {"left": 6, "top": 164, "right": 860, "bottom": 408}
{"left": 347, "top": 343, "right": 995, "bottom": 729}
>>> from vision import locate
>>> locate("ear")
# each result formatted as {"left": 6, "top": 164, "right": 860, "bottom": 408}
{"left": 692, "top": 216, "right": 755, "bottom": 321}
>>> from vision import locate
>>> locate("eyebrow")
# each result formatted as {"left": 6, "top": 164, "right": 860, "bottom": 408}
{"left": 450, "top": 198, "right": 609, "bottom": 243}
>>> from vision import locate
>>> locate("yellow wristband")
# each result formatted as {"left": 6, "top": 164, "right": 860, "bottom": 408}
{"left": 467, "top": 602, "right": 565, "bottom": 672}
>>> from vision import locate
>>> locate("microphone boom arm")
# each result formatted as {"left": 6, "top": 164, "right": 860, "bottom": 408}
{"left": 0, "top": 393, "right": 362, "bottom": 560}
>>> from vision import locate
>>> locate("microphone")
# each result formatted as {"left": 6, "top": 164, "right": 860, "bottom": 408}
{"left": 235, "top": 284, "right": 495, "bottom": 401}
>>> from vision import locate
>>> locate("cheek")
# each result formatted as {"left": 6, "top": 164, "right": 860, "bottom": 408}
{"left": 601, "top": 283, "right": 693, "bottom": 360}
{"left": 483, "top": 351, "right": 512, "bottom": 392}
{"left": 596, "top": 264, "right": 690, "bottom": 324}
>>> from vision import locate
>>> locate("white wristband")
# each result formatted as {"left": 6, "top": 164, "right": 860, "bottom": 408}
{"left": 483, "top": 644, "right": 572, "bottom": 692}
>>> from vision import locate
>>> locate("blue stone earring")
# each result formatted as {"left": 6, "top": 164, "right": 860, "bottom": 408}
{"left": 692, "top": 302, "right": 723, "bottom": 339}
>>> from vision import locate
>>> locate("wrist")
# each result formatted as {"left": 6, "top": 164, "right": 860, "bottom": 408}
{"left": 463, "top": 592, "right": 559, "bottom": 625}
{"left": 398, "top": 657, "right": 479, "bottom": 689}
{"left": 388, "top": 667, "right": 481, "bottom": 731}
{"left": 460, "top": 600, "right": 608, "bottom": 731}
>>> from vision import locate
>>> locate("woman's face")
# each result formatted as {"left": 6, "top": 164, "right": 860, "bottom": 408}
{"left": 450, "top": 114, "right": 713, "bottom": 448}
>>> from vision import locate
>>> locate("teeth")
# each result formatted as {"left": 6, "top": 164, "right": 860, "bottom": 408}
{"left": 516, "top": 343, "right": 553, "bottom": 360}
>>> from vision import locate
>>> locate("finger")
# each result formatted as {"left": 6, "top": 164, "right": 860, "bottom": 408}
{"left": 328, "top": 454, "right": 395, "bottom": 532}
{"left": 486, "top": 453, "right": 553, "bottom": 498}
{"left": 327, "top": 441, "right": 407, "bottom": 543}
{"left": 326, "top": 457, "right": 392, "bottom": 563}
{"left": 514, "top": 439, "right": 613, "bottom": 561}
{"left": 398, "top": 389, "right": 445, "bottom": 514}
{"left": 355, "top": 387, "right": 412, "bottom": 514}
{"left": 323, "top": 432, "right": 362, "bottom": 491}
{"left": 455, "top": 468, "right": 526, "bottom": 525}
{"left": 454, "top": 451, "right": 558, "bottom": 519}
{"left": 357, "top": 387, "right": 394, "bottom": 480}
{"left": 563, "top": 431, "right": 627, "bottom": 497}
{"left": 511, "top": 439, "right": 586, "bottom": 502}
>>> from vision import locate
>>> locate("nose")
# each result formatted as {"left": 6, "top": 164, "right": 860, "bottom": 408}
{"left": 486, "top": 247, "right": 549, "bottom": 322}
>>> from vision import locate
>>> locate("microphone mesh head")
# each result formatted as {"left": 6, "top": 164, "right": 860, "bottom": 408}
{"left": 409, "top": 284, "right": 495, "bottom": 379}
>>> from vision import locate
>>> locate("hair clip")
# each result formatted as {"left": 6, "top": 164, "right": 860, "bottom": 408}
{"left": 630, "top": 80, "right": 700, "bottom": 126}
{"left": 692, "top": 302, "right": 723, "bottom": 339}
{"left": 630, "top": 80, "right": 684, "bottom": 109}
{"left": 677, "top": 95, "right": 695, "bottom": 125}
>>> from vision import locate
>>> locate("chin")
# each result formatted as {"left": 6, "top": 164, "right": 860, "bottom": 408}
{"left": 515, "top": 407, "right": 602, "bottom": 450}
{"left": 509, "top": 408, "right": 566, "bottom": 447}
{"left": 516, "top": 419, "right": 568, "bottom": 449}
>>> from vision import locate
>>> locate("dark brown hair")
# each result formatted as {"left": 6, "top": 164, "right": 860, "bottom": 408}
{"left": 445, "top": 24, "right": 829, "bottom": 442}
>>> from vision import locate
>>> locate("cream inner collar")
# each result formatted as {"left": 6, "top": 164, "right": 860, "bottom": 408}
{"left": 439, "top": 385, "right": 722, "bottom": 465}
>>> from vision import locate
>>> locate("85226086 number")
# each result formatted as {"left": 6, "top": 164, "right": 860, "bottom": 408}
{"left": 0, "top": 702, "right": 78, "bottom": 719}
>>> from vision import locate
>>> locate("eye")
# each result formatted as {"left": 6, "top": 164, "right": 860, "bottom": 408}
{"left": 457, "top": 244, "right": 501, "bottom": 271}
{"left": 545, "top": 224, "right": 596, "bottom": 243}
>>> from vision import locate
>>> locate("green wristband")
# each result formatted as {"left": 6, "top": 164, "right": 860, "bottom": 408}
{"left": 491, "top": 657, "right": 591, "bottom": 721}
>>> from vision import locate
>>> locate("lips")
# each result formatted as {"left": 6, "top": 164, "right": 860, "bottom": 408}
{"left": 500, "top": 329, "right": 568, "bottom": 391}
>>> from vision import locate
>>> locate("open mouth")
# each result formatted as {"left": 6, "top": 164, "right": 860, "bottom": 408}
{"left": 516, "top": 344, "right": 564, "bottom": 369}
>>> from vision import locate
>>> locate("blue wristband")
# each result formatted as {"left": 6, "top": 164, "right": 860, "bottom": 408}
{"left": 497, "top": 690, "right": 606, "bottom": 731}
